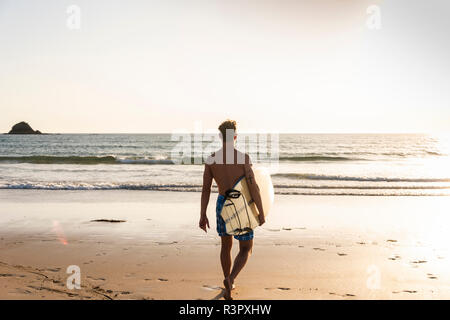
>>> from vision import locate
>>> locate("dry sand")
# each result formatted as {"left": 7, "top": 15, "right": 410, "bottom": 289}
{"left": 0, "top": 190, "right": 449, "bottom": 300}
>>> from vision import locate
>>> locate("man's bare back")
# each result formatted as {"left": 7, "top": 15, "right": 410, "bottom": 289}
{"left": 200, "top": 146, "right": 264, "bottom": 222}
{"left": 204, "top": 148, "right": 251, "bottom": 196}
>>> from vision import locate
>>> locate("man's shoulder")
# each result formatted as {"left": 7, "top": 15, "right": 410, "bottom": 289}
{"left": 205, "top": 150, "right": 221, "bottom": 165}
{"left": 235, "top": 149, "right": 252, "bottom": 165}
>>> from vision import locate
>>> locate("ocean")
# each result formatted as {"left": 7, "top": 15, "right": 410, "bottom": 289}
{"left": 0, "top": 133, "right": 449, "bottom": 196}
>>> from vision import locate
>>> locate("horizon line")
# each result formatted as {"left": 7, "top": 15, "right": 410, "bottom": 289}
{"left": 2, "top": 132, "right": 440, "bottom": 135}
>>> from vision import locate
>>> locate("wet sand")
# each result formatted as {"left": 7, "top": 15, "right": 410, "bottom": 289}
{"left": 0, "top": 190, "right": 449, "bottom": 299}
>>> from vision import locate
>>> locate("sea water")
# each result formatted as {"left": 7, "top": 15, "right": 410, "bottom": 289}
{"left": 0, "top": 134, "right": 449, "bottom": 196}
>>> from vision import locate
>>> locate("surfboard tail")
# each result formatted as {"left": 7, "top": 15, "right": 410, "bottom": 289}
{"left": 221, "top": 193, "right": 259, "bottom": 236}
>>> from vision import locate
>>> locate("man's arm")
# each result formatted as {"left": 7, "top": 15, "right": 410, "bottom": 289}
{"left": 244, "top": 157, "right": 265, "bottom": 225}
{"left": 199, "top": 163, "right": 213, "bottom": 232}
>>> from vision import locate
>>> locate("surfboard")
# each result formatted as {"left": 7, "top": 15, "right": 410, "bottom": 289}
{"left": 220, "top": 167, "right": 274, "bottom": 236}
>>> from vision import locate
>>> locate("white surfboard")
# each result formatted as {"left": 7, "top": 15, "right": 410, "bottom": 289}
{"left": 220, "top": 167, "right": 274, "bottom": 236}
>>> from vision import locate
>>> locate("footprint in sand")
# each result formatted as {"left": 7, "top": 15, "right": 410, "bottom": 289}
{"left": 90, "top": 219, "right": 126, "bottom": 223}
{"left": 388, "top": 255, "right": 401, "bottom": 261}
{"left": 337, "top": 253, "right": 347, "bottom": 256}
{"left": 328, "top": 292, "right": 356, "bottom": 298}
{"left": 157, "top": 278, "right": 168, "bottom": 282}
{"left": 3, "top": 273, "right": 26, "bottom": 278}
{"left": 356, "top": 242, "right": 366, "bottom": 245}
{"left": 328, "top": 292, "right": 354, "bottom": 297}
{"left": 263, "top": 287, "right": 289, "bottom": 291}
{"left": 403, "top": 290, "right": 417, "bottom": 294}
{"left": 0, "top": 273, "right": 17, "bottom": 277}
{"left": 411, "top": 260, "right": 427, "bottom": 264}
{"left": 313, "top": 248, "right": 325, "bottom": 251}
{"left": 386, "top": 239, "right": 397, "bottom": 243}
{"left": 427, "top": 273, "right": 438, "bottom": 280}
{"left": 14, "top": 288, "right": 32, "bottom": 294}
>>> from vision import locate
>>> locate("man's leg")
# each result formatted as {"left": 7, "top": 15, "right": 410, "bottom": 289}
{"left": 223, "top": 239, "right": 253, "bottom": 299}
{"left": 220, "top": 236, "right": 233, "bottom": 279}
{"left": 229, "top": 239, "right": 253, "bottom": 283}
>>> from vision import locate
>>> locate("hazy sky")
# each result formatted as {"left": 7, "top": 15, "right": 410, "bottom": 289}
{"left": 1, "top": 0, "right": 449, "bottom": 133}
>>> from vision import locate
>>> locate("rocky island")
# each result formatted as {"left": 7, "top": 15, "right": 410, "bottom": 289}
{"left": 7, "top": 122, "right": 42, "bottom": 134}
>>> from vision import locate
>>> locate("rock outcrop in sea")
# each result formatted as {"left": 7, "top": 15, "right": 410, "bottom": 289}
{"left": 8, "top": 122, "right": 42, "bottom": 134}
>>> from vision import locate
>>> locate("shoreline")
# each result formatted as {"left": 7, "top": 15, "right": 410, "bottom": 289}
{"left": 1, "top": 188, "right": 449, "bottom": 197}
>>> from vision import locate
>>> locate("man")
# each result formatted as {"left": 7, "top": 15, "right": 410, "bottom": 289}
{"left": 199, "top": 120, "right": 265, "bottom": 300}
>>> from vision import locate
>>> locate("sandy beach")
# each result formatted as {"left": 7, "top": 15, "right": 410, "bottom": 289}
{"left": 0, "top": 190, "right": 449, "bottom": 300}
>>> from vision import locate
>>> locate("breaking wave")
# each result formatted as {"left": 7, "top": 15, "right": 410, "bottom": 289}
{"left": 272, "top": 173, "right": 450, "bottom": 183}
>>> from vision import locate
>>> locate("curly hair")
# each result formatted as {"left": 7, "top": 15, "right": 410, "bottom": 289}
{"left": 218, "top": 119, "right": 237, "bottom": 142}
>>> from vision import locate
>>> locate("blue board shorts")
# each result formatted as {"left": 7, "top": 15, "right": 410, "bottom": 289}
{"left": 216, "top": 194, "right": 254, "bottom": 241}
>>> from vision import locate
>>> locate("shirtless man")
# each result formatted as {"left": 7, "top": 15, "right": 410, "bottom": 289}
{"left": 199, "top": 120, "right": 265, "bottom": 300}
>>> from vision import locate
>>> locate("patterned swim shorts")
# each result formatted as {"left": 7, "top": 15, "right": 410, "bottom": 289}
{"left": 216, "top": 194, "right": 254, "bottom": 241}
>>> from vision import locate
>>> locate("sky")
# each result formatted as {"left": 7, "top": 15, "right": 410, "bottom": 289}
{"left": 1, "top": 0, "right": 449, "bottom": 133}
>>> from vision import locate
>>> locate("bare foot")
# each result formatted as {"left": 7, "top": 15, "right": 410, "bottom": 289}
{"left": 230, "top": 278, "right": 236, "bottom": 290}
{"left": 223, "top": 278, "right": 233, "bottom": 300}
